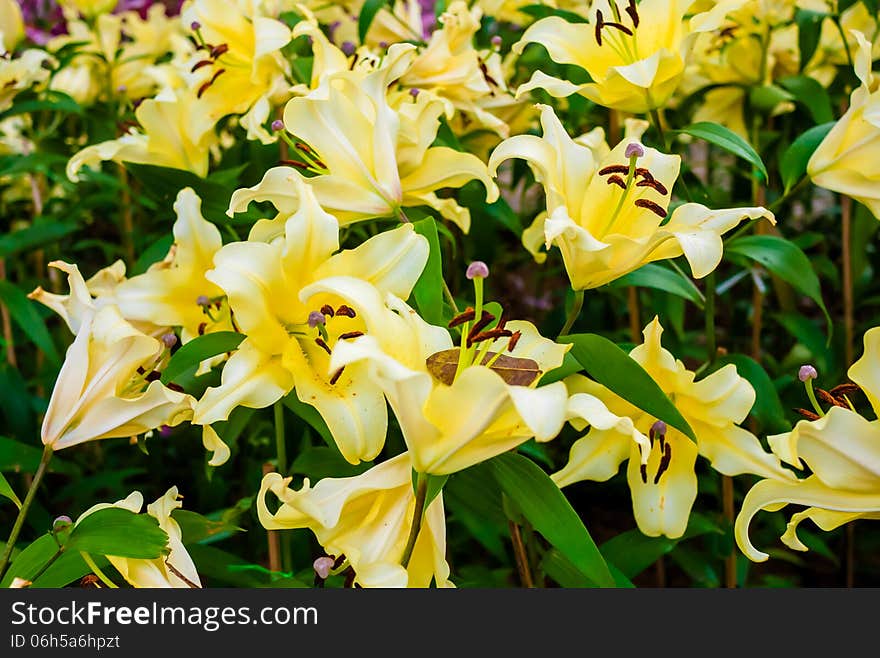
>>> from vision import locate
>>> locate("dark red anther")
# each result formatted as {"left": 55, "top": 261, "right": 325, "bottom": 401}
{"left": 794, "top": 407, "right": 821, "bottom": 421}
{"left": 595, "top": 9, "right": 604, "bottom": 46}
{"left": 448, "top": 307, "right": 476, "bottom": 328}
{"left": 210, "top": 43, "right": 229, "bottom": 58}
{"left": 598, "top": 164, "right": 629, "bottom": 176}
{"left": 639, "top": 462, "right": 648, "bottom": 484}
{"left": 190, "top": 59, "right": 213, "bottom": 72}
{"left": 198, "top": 322, "right": 207, "bottom": 335}
{"left": 507, "top": 330, "right": 522, "bottom": 352}
{"left": 167, "top": 383, "right": 185, "bottom": 393}
{"left": 466, "top": 310, "right": 497, "bottom": 343}
{"left": 197, "top": 68, "right": 225, "bottom": 98}
{"left": 145, "top": 371, "right": 161, "bottom": 382}
{"left": 634, "top": 199, "right": 667, "bottom": 218}
{"left": 137, "top": 366, "right": 146, "bottom": 375}
{"left": 817, "top": 388, "right": 848, "bottom": 408}
{"left": 336, "top": 305, "right": 356, "bottom": 318}
{"left": 829, "top": 382, "right": 860, "bottom": 397}
{"left": 606, "top": 174, "right": 626, "bottom": 189}
{"left": 315, "top": 337, "right": 332, "bottom": 355}
{"left": 320, "top": 304, "right": 335, "bottom": 318}
{"left": 626, "top": 0, "right": 639, "bottom": 28}
{"left": 329, "top": 367, "right": 345, "bottom": 385}
{"left": 654, "top": 442, "right": 672, "bottom": 484}
{"left": 603, "top": 21, "right": 633, "bottom": 36}
{"left": 636, "top": 178, "right": 669, "bottom": 196}
{"left": 339, "top": 331, "right": 365, "bottom": 340}
{"left": 279, "top": 159, "right": 311, "bottom": 169}
{"left": 468, "top": 327, "right": 513, "bottom": 347}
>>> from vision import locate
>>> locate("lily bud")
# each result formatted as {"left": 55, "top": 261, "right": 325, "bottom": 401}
{"left": 162, "top": 333, "right": 178, "bottom": 349}
{"left": 271, "top": 119, "right": 284, "bottom": 132}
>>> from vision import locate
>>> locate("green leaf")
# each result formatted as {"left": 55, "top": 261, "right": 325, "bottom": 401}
{"left": 676, "top": 121, "right": 768, "bottom": 181}
{"left": 358, "top": 0, "right": 388, "bottom": 43}
{"left": 0, "top": 280, "right": 60, "bottom": 363}
{"left": 778, "top": 76, "right": 834, "bottom": 124}
{"left": 290, "top": 446, "right": 372, "bottom": 479}
{"left": 411, "top": 216, "right": 445, "bottom": 326}
{"left": 795, "top": 9, "right": 827, "bottom": 72}
{"left": 779, "top": 122, "right": 834, "bottom": 192}
{"left": 600, "top": 513, "right": 723, "bottom": 579}
{"left": 610, "top": 263, "right": 705, "bottom": 308}
{"left": 0, "top": 91, "right": 82, "bottom": 121}
{"left": 726, "top": 235, "right": 831, "bottom": 335}
{"left": 66, "top": 507, "right": 170, "bottom": 559}
{"left": 541, "top": 548, "right": 635, "bottom": 587}
{"left": 172, "top": 509, "right": 244, "bottom": 545}
{"left": 161, "top": 331, "right": 244, "bottom": 384}
{"left": 0, "top": 436, "right": 78, "bottom": 476}
{"left": 0, "top": 471, "right": 21, "bottom": 509}
{"left": 31, "top": 551, "right": 109, "bottom": 588}
{"left": 748, "top": 84, "right": 795, "bottom": 114}
{"left": 489, "top": 452, "right": 615, "bottom": 587}
{"left": 715, "top": 354, "right": 791, "bottom": 434}
{"left": 558, "top": 333, "right": 697, "bottom": 441}
{"left": 0, "top": 534, "right": 59, "bottom": 587}
{"left": 0, "top": 222, "right": 78, "bottom": 260}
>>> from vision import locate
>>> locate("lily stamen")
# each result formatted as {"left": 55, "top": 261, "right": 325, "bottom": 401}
{"left": 465, "top": 310, "right": 496, "bottom": 345}
{"left": 329, "top": 367, "right": 345, "bottom": 385}
{"left": 314, "top": 337, "right": 332, "bottom": 355}
{"left": 654, "top": 442, "right": 672, "bottom": 484}
{"left": 606, "top": 175, "right": 626, "bottom": 189}
{"left": 339, "top": 331, "right": 364, "bottom": 340}
{"left": 320, "top": 304, "right": 335, "bottom": 318}
{"left": 210, "top": 43, "right": 229, "bottom": 59}
{"left": 634, "top": 198, "right": 667, "bottom": 218}
{"left": 197, "top": 68, "right": 226, "bottom": 98}
{"left": 448, "top": 307, "right": 476, "bottom": 328}
{"left": 336, "top": 305, "right": 356, "bottom": 318}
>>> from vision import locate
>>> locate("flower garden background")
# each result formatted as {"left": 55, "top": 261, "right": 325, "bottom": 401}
{"left": 1, "top": 0, "right": 879, "bottom": 589}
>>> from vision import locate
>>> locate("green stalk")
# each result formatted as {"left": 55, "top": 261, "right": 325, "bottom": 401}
{"left": 273, "top": 401, "right": 292, "bottom": 574}
{"left": 0, "top": 445, "right": 53, "bottom": 581}
{"left": 400, "top": 473, "right": 429, "bottom": 569}
{"left": 705, "top": 272, "right": 717, "bottom": 365}
{"left": 558, "top": 289, "right": 584, "bottom": 338}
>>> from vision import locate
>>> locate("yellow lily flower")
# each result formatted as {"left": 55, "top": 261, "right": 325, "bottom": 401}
{"left": 39, "top": 303, "right": 193, "bottom": 452}
{"left": 553, "top": 317, "right": 794, "bottom": 538}
{"left": 511, "top": 0, "right": 748, "bottom": 113}
{"left": 227, "top": 44, "right": 499, "bottom": 232}
{"left": 77, "top": 487, "right": 201, "bottom": 588}
{"left": 0, "top": 50, "right": 53, "bottom": 113}
{"left": 194, "top": 177, "right": 430, "bottom": 464}
{"left": 0, "top": 0, "right": 23, "bottom": 53}
{"left": 97, "top": 188, "right": 232, "bottom": 344}
{"left": 67, "top": 83, "right": 218, "bottom": 180}
{"left": 808, "top": 31, "right": 880, "bottom": 219}
{"left": 180, "top": 0, "right": 292, "bottom": 144}
{"left": 735, "top": 327, "right": 880, "bottom": 562}
{"left": 58, "top": 0, "right": 118, "bottom": 19}
{"left": 258, "top": 452, "right": 451, "bottom": 588}
{"left": 304, "top": 0, "right": 425, "bottom": 48}
{"left": 327, "top": 294, "right": 571, "bottom": 475}
{"left": 489, "top": 104, "right": 773, "bottom": 289}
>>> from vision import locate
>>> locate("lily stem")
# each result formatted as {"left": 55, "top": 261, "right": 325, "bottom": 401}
{"left": 273, "top": 401, "right": 292, "bottom": 575}
{"left": 649, "top": 107, "right": 669, "bottom": 151}
{"left": 704, "top": 272, "right": 717, "bottom": 365}
{"left": 559, "top": 289, "right": 584, "bottom": 338}
{"left": 508, "top": 521, "right": 535, "bottom": 588}
{"left": 80, "top": 552, "right": 118, "bottom": 589}
{"left": 0, "top": 445, "right": 53, "bottom": 581}
{"left": 401, "top": 473, "right": 429, "bottom": 569}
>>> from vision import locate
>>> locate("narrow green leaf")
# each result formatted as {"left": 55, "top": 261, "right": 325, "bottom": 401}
{"left": 282, "top": 393, "right": 335, "bottom": 449}
{"left": 290, "top": 446, "right": 372, "bottom": 479}
{"left": 779, "top": 122, "right": 834, "bottom": 192}
{"left": 67, "top": 507, "right": 170, "bottom": 559}
{"left": 0, "top": 91, "right": 82, "bottom": 121}
{"left": 676, "top": 121, "right": 768, "bottom": 181}
{"left": 726, "top": 235, "right": 831, "bottom": 334}
{"left": 358, "top": 0, "right": 388, "bottom": 43}
{"left": 610, "top": 263, "right": 705, "bottom": 308}
{"left": 518, "top": 4, "right": 589, "bottom": 22}
{"left": 171, "top": 509, "right": 244, "bottom": 545}
{"left": 161, "top": 331, "right": 244, "bottom": 384}
{"left": 778, "top": 75, "right": 834, "bottom": 124}
{"left": 0, "top": 471, "right": 21, "bottom": 509}
{"left": 411, "top": 216, "right": 445, "bottom": 326}
{"left": 558, "top": 333, "right": 697, "bottom": 441}
{"left": 0, "top": 222, "right": 78, "bottom": 260}
{"left": 0, "top": 280, "right": 60, "bottom": 363}
{"left": 489, "top": 452, "right": 615, "bottom": 587}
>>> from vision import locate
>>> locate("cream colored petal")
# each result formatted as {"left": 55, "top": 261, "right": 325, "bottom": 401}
{"left": 399, "top": 146, "right": 499, "bottom": 203}
{"left": 735, "top": 475, "right": 880, "bottom": 562}
{"left": 512, "top": 16, "right": 592, "bottom": 70}
{"left": 229, "top": 166, "right": 302, "bottom": 218}
{"left": 201, "top": 425, "right": 231, "bottom": 467}
{"left": 193, "top": 340, "right": 294, "bottom": 425}
{"left": 693, "top": 422, "right": 795, "bottom": 481}
{"left": 781, "top": 508, "right": 876, "bottom": 552}
{"left": 626, "top": 432, "right": 698, "bottom": 538}
{"left": 313, "top": 224, "right": 427, "bottom": 301}
{"left": 507, "top": 381, "right": 568, "bottom": 442}
{"left": 28, "top": 260, "right": 95, "bottom": 334}
{"left": 514, "top": 70, "right": 586, "bottom": 100}
{"left": 766, "top": 407, "right": 880, "bottom": 492}
{"left": 657, "top": 204, "right": 775, "bottom": 278}
{"left": 848, "top": 326, "right": 880, "bottom": 415}
{"left": 521, "top": 213, "right": 548, "bottom": 264}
